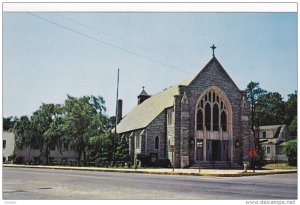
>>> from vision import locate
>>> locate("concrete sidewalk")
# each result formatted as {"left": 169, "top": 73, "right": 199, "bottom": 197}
{"left": 3, "top": 164, "right": 297, "bottom": 177}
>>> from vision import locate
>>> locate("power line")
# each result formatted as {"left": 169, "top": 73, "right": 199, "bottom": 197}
{"left": 27, "top": 13, "right": 193, "bottom": 75}
{"left": 57, "top": 13, "right": 196, "bottom": 69}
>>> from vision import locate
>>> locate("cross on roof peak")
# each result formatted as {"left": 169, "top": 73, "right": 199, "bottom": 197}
{"left": 210, "top": 44, "right": 216, "bottom": 57}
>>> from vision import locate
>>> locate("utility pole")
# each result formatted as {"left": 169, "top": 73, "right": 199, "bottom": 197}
{"left": 113, "top": 68, "right": 120, "bottom": 162}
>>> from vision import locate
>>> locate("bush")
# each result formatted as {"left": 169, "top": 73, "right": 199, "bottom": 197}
{"left": 127, "top": 162, "right": 132, "bottom": 168}
{"left": 136, "top": 154, "right": 151, "bottom": 167}
{"left": 14, "top": 157, "right": 23, "bottom": 164}
{"left": 158, "top": 158, "right": 171, "bottom": 168}
{"left": 284, "top": 139, "right": 297, "bottom": 166}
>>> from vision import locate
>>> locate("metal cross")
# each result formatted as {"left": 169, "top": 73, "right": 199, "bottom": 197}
{"left": 210, "top": 44, "right": 216, "bottom": 57}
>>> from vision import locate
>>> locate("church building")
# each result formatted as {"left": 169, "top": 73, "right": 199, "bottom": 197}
{"left": 116, "top": 46, "right": 252, "bottom": 168}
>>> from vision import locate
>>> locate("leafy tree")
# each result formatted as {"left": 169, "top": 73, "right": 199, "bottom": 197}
{"left": 288, "top": 117, "right": 297, "bottom": 139}
{"left": 13, "top": 116, "right": 33, "bottom": 150}
{"left": 3, "top": 116, "right": 18, "bottom": 131}
{"left": 62, "top": 95, "right": 107, "bottom": 165}
{"left": 285, "top": 91, "right": 297, "bottom": 137}
{"left": 30, "top": 103, "right": 63, "bottom": 163}
{"left": 246, "top": 81, "right": 267, "bottom": 129}
{"left": 256, "top": 92, "right": 285, "bottom": 125}
{"left": 284, "top": 139, "right": 297, "bottom": 166}
{"left": 115, "top": 134, "right": 130, "bottom": 162}
{"left": 88, "top": 131, "right": 114, "bottom": 164}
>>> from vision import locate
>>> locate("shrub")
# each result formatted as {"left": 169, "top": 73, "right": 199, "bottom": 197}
{"left": 127, "top": 162, "right": 132, "bottom": 168}
{"left": 158, "top": 158, "right": 171, "bottom": 168}
{"left": 284, "top": 139, "right": 297, "bottom": 166}
{"left": 136, "top": 154, "right": 151, "bottom": 167}
{"left": 14, "top": 157, "right": 24, "bottom": 164}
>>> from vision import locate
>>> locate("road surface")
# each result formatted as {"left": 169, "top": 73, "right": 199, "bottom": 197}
{"left": 2, "top": 167, "right": 297, "bottom": 200}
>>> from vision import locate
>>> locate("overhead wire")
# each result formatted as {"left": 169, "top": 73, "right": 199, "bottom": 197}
{"left": 57, "top": 13, "right": 196, "bottom": 69}
{"left": 27, "top": 13, "right": 193, "bottom": 75}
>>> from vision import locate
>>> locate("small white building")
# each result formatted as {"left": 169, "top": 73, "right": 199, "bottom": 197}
{"left": 3, "top": 132, "right": 15, "bottom": 163}
{"left": 259, "top": 125, "right": 288, "bottom": 162}
{"left": 2, "top": 132, "right": 78, "bottom": 163}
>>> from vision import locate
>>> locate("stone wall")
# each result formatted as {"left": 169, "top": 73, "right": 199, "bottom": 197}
{"left": 173, "top": 58, "right": 251, "bottom": 167}
{"left": 145, "top": 111, "right": 167, "bottom": 160}
{"left": 166, "top": 107, "right": 175, "bottom": 164}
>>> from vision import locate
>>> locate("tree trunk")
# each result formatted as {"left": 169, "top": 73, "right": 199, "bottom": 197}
{"left": 83, "top": 149, "right": 87, "bottom": 165}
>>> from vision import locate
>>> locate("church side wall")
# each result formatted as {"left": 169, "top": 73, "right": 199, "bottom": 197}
{"left": 146, "top": 111, "right": 166, "bottom": 160}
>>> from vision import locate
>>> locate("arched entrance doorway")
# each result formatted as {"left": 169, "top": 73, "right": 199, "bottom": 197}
{"left": 194, "top": 86, "right": 233, "bottom": 162}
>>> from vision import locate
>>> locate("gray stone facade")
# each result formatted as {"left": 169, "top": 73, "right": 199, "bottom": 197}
{"left": 118, "top": 57, "right": 251, "bottom": 168}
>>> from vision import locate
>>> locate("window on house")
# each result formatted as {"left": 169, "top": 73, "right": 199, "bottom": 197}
{"left": 3, "top": 140, "right": 6, "bottom": 149}
{"left": 266, "top": 146, "right": 271, "bottom": 155}
{"left": 167, "top": 112, "right": 172, "bottom": 125}
{"left": 155, "top": 136, "right": 159, "bottom": 149}
{"left": 136, "top": 135, "right": 140, "bottom": 149}
{"left": 262, "top": 131, "right": 266, "bottom": 139}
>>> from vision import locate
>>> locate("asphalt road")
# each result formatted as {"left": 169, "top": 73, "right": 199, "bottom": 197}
{"left": 2, "top": 167, "right": 297, "bottom": 200}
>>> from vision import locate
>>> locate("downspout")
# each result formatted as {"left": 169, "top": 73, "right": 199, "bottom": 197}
{"left": 164, "top": 109, "right": 167, "bottom": 158}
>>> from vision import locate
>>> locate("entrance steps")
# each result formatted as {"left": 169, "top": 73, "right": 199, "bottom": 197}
{"left": 190, "top": 161, "right": 241, "bottom": 169}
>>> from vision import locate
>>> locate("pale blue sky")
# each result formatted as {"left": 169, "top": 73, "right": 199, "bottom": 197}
{"left": 3, "top": 12, "right": 297, "bottom": 118}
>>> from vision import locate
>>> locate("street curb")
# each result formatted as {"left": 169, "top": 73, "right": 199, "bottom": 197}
{"left": 3, "top": 164, "right": 297, "bottom": 177}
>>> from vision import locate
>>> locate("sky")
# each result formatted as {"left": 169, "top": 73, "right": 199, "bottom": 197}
{"left": 3, "top": 12, "right": 297, "bottom": 118}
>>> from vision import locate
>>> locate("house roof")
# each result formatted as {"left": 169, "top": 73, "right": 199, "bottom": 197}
{"left": 259, "top": 125, "right": 283, "bottom": 130}
{"left": 259, "top": 125, "right": 287, "bottom": 145}
{"left": 116, "top": 78, "right": 192, "bottom": 133}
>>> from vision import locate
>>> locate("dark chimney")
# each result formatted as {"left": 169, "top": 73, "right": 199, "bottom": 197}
{"left": 117, "top": 99, "right": 123, "bottom": 123}
{"left": 137, "top": 86, "right": 150, "bottom": 105}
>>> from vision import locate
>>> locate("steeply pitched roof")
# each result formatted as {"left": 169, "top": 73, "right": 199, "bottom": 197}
{"left": 116, "top": 78, "right": 192, "bottom": 133}
{"left": 189, "top": 57, "right": 241, "bottom": 92}
{"left": 259, "top": 125, "right": 283, "bottom": 130}
{"left": 116, "top": 56, "right": 237, "bottom": 134}
{"left": 138, "top": 89, "right": 149, "bottom": 97}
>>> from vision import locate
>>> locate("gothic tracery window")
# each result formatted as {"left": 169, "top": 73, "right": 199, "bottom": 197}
{"left": 196, "top": 90, "right": 228, "bottom": 132}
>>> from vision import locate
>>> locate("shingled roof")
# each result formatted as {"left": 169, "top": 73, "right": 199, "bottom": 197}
{"left": 116, "top": 78, "right": 192, "bottom": 133}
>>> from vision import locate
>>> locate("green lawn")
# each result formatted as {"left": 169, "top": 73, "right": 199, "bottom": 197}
{"left": 263, "top": 163, "right": 297, "bottom": 170}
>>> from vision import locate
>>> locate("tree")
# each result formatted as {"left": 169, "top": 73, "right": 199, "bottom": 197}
{"left": 62, "top": 95, "right": 107, "bottom": 165}
{"left": 30, "top": 103, "right": 63, "bottom": 164}
{"left": 246, "top": 81, "right": 267, "bottom": 129}
{"left": 88, "top": 131, "right": 113, "bottom": 164}
{"left": 115, "top": 134, "right": 130, "bottom": 163}
{"left": 3, "top": 116, "right": 18, "bottom": 131}
{"left": 256, "top": 92, "right": 285, "bottom": 125}
{"left": 284, "top": 139, "right": 297, "bottom": 166}
{"left": 13, "top": 116, "right": 33, "bottom": 150}
{"left": 246, "top": 81, "right": 267, "bottom": 168}
{"left": 285, "top": 91, "right": 297, "bottom": 138}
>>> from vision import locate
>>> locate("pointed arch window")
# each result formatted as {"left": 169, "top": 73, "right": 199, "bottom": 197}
{"left": 155, "top": 136, "right": 159, "bottom": 149}
{"left": 197, "top": 110, "right": 203, "bottom": 130}
{"left": 196, "top": 89, "right": 229, "bottom": 132}
{"left": 221, "top": 111, "right": 227, "bottom": 131}
{"left": 213, "top": 103, "right": 219, "bottom": 131}
{"left": 205, "top": 103, "right": 211, "bottom": 131}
